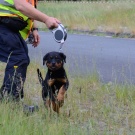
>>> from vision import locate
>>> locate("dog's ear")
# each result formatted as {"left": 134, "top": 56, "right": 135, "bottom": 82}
{"left": 59, "top": 52, "right": 66, "bottom": 63}
{"left": 43, "top": 53, "right": 49, "bottom": 65}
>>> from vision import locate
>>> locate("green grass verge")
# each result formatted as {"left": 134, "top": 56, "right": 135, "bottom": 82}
{"left": 37, "top": 1, "right": 135, "bottom": 36}
{"left": 1, "top": 61, "right": 135, "bottom": 134}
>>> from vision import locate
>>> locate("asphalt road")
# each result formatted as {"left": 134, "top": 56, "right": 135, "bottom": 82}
{"left": 28, "top": 31, "right": 135, "bottom": 84}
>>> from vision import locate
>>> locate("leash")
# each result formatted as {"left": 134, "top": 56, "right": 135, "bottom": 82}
{"left": 59, "top": 42, "right": 64, "bottom": 52}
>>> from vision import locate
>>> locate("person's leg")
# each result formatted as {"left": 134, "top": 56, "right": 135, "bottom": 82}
{"left": 2, "top": 61, "right": 29, "bottom": 99}
{"left": 0, "top": 24, "right": 30, "bottom": 100}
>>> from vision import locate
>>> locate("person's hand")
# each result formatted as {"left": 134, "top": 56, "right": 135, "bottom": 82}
{"left": 45, "top": 16, "right": 61, "bottom": 29}
{"left": 32, "top": 30, "right": 40, "bottom": 47}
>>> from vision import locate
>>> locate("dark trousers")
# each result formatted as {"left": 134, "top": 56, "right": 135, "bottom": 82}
{"left": 0, "top": 24, "right": 30, "bottom": 98}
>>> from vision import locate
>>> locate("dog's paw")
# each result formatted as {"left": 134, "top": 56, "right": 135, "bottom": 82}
{"left": 52, "top": 101, "right": 60, "bottom": 113}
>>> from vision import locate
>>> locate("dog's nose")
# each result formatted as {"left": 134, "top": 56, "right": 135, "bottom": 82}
{"left": 52, "top": 59, "right": 56, "bottom": 66}
{"left": 52, "top": 62, "right": 55, "bottom": 66}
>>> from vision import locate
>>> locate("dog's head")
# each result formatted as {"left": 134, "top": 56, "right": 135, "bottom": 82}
{"left": 43, "top": 51, "right": 66, "bottom": 71}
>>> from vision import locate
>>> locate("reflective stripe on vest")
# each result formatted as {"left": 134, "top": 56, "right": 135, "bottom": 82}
{"left": 0, "top": 0, "right": 35, "bottom": 39}
{"left": 20, "top": 19, "right": 33, "bottom": 40}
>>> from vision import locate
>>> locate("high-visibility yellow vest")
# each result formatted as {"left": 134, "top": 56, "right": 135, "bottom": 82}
{"left": 0, "top": 0, "right": 36, "bottom": 40}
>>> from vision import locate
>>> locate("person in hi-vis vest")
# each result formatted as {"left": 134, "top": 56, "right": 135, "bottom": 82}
{"left": 0, "top": 0, "right": 60, "bottom": 101}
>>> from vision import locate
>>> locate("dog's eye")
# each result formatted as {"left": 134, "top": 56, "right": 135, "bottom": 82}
{"left": 57, "top": 59, "right": 62, "bottom": 63}
{"left": 50, "top": 56, "right": 53, "bottom": 59}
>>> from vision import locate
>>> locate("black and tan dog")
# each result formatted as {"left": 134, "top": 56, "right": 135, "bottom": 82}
{"left": 37, "top": 51, "right": 69, "bottom": 113}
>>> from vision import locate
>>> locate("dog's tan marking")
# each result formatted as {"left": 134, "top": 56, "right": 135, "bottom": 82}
{"left": 52, "top": 101, "right": 60, "bottom": 114}
{"left": 57, "top": 85, "right": 66, "bottom": 101}
{"left": 47, "top": 78, "right": 67, "bottom": 86}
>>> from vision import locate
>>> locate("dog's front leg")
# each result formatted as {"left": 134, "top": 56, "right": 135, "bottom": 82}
{"left": 57, "top": 85, "right": 66, "bottom": 101}
{"left": 44, "top": 99, "right": 51, "bottom": 109}
{"left": 56, "top": 85, "right": 66, "bottom": 107}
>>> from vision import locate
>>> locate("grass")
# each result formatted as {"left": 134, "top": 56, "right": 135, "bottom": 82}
{"left": 1, "top": 61, "right": 135, "bottom": 134}
{"left": 37, "top": 1, "right": 135, "bottom": 35}
{"left": 1, "top": 1, "right": 135, "bottom": 134}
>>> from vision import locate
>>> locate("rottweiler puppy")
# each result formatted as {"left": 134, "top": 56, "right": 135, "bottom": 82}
{"left": 37, "top": 51, "right": 69, "bottom": 113}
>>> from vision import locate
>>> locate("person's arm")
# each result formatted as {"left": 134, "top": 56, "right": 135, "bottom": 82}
{"left": 33, "top": 20, "right": 38, "bottom": 28}
{"left": 14, "top": 0, "right": 60, "bottom": 29}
